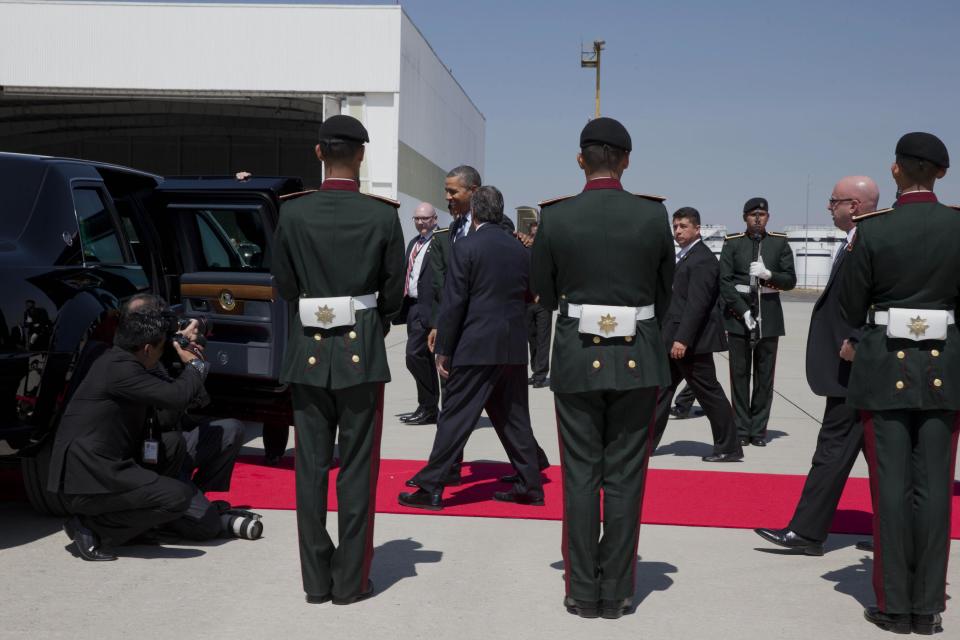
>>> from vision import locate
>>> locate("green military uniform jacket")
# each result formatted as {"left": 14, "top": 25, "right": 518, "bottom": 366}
{"left": 271, "top": 184, "right": 405, "bottom": 390}
{"left": 841, "top": 194, "right": 960, "bottom": 411}
{"left": 530, "top": 179, "right": 674, "bottom": 394}
{"left": 718, "top": 231, "right": 796, "bottom": 337}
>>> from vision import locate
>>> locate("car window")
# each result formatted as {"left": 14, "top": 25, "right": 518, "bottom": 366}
{"left": 73, "top": 188, "right": 128, "bottom": 264}
{"left": 181, "top": 207, "right": 270, "bottom": 272}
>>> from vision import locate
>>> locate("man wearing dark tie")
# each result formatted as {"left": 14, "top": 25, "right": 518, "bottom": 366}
{"left": 398, "top": 203, "right": 441, "bottom": 425}
{"left": 652, "top": 207, "right": 742, "bottom": 462}
{"left": 398, "top": 186, "right": 545, "bottom": 509}
{"left": 755, "top": 175, "right": 878, "bottom": 555}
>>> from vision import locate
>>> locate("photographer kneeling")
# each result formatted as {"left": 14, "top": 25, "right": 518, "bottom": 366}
{"left": 48, "top": 304, "right": 210, "bottom": 561}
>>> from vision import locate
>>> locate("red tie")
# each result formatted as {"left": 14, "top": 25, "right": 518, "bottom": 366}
{"left": 403, "top": 238, "right": 425, "bottom": 296}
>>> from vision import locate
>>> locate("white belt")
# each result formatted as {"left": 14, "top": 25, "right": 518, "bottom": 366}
{"left": 351, "top": 293, "right": 377, "bottom": 310}
{"left": 872, "top": 308, "right": 954, "bottom": 342}
{"left": 735, "top": 284, "right": 779, "bottom": 295}
{"left": 565, "top": 303, "right": 655, "bottom": 321}
{"left": 871, "top": 310, "right": 955, "bottom": 325}
{"left": 299, "top": 292, "right": 378, "bottom": 329}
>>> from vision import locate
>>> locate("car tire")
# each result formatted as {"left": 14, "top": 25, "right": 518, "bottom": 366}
{"left": 21, "top": 440, "right": 69, "bottom": 517}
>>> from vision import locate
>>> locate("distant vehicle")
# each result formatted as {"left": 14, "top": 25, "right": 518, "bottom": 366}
{"left": 0, "top": 152, "right": 304, "bottom": 515}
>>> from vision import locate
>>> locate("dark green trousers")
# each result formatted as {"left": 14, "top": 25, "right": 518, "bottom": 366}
{"left": 291, "top": 382, "right": 384, "bottom": 600}
{"left": 862, "top": 410, "right": 959, "bottom": 614}
{"left": 554, "top": 387, "right": 658, "bottom": 602}
{"left": 727, "top": 335, "right": 779, "bottom": 439}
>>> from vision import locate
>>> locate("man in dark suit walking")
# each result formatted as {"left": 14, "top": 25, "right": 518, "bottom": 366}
{"left": 397, "top": 202, "right": 441, "bottom": 425}
{"left": 755, "top": 175, "right": 878, "bottom": 556}
{"left": 398, "top": 186, "right": 545, "bottom": 509}
{"left": 652, "top": 207, "right": 742, "bottom": 462}
{"left": 525, "top": 221, "right": 552, "bottom": 388}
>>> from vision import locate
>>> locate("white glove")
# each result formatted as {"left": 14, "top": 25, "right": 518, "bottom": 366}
{"left": 749, "top": 258, "right": 772, "bottom": 280}
{"left": 743, "top": 310, "right": 758, "bottom": 331}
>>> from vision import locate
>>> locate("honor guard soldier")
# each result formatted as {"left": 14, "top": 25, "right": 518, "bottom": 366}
{"left": 842, "top": 132, "right": 959, "bottom": 635}
{"left": 271, "top": 115, "right": 405, "bottom": 605}
{"left": 531, "top": 117, "right": 674, "bottom": 619}
{"left": 718, "top": 198, "right": 796, "bottom": 446}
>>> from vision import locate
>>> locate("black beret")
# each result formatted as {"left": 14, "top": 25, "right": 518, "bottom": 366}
{"left": 580, "top": 117, "right": 632, "bottom": 152}
{"left": 743, "top": 197, "right": 769, "bottom": 214}
{"left": 318, "top": 115, "right": 369, "bottom": 143}
{"left": 896, "top": 131, "right": 949, "bottom": 168}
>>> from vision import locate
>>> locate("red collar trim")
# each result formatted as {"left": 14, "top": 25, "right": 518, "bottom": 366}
{"left": 320, "top": 179, "right": 360, "bottom": 192}
{"left": 583, "top": 177, "right": 623, "bottom": 192}
{"left": 896, "top": 191, "right": 937, "bottom": 205}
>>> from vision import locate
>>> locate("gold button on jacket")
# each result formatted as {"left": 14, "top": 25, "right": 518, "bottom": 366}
{"left": 307, "top": 356, "right": 317, "bottom": 365}
{"left": 351, "top": 355, "right": 360, "bottom": 363}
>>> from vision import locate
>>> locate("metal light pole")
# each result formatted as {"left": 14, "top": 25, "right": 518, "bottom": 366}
{"left": 804, "top": 174, "right": 810, "bottom": 288}
{"left": 580, "top": 40, "right": 605, "bottom": 118}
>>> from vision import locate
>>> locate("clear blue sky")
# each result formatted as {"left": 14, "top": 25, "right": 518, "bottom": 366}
{"left": 147, "top": 0, "right": 960, "bottom": 229}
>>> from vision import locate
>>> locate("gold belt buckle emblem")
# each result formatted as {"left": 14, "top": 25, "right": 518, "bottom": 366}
{"left": 598, "top": 313, "right": 618, "bottom": 336}
{"left": 908, "top": 315, "right": 929, "bottom": 338}
{"left": 316, "top": 305, "right": 336, "bottom": 325}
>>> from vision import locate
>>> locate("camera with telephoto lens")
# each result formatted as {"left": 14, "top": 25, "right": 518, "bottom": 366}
{"left": 160, "top": 310, "right": 209, "bottom": 354}
{"left": 221, "top": 508, "right": 263, "bottom": 540}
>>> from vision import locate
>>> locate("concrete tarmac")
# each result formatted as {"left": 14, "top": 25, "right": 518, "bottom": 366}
{"left": 1, "top": 300, "right": 957, "bottom": 639}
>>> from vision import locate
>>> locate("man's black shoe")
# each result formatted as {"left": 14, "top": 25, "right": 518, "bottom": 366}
{"left": 912, "top": 613, "right": 943, "bottom": 635}
{"left": 398, "top": 489, "right": 444, "bottom": 511}
{"left": 492, "top": 489, "right": 545, "bottom": 506}
{"left": 405, "top": 470, "right": 461, "bottom": 488}
{"left": 332, "top": 581, "right": 374, "bottom": 606}
{"left": 600, "top": 598, "right": 631, "bottom": 619}
{"left": 670, "top": 406, "right": 691, "bottom": 419}
{"left": 750, "top": 437, "right": 767, "bottom": 447}
{"left": 63, "top": 516, "right": 117, "bottom": 561}
{"left": 754, "top": 527, "right": 824, "bottom": 556}
{"left": 856, "top": 539, "right": 875, "bottom": 552}
{"left": 739, "top": 437, "right": 750, "bottom": 446}
{"left": 263, "top": 454, "right": 283, "bottom": 467}
{"left": 404, "top": 410, "right": 438, "bottom": 425}
{"left": 702, "top": 452, "right": 744, "bottom": 463}
{"left": 396, "top": 408, "right": 418, "bottom": 418}
{"left": 864, "top": 607, "right": 911, "bottom": 634}
{"left": 564, "top": 596, "right": 600, "bottom": 618}
{"left": 531, "top": 378, "right": 549, "bottom": 389}
{"left": 400, "top": 407, "right": 427, "bottom": 423}
{"left": 305, "top": 593, "right": 332, "bottom": 604}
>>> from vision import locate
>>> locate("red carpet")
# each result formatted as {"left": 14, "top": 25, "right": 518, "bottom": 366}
{"left": 200, "top": 457, "right": 960, "bottom": 539}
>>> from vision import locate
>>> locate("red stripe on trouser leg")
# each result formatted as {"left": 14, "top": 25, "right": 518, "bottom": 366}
{"left": 942, "top": 413, "right": 960, "bottom": 610}
{"left": 359, "top": 383, "right": 385, "bottom": 587}
{"left": 555, "top": 403, "right": 571, "bottom": 596}
{"left": 629, "top": 387, "right": 659, "bottom": 591}
{"left": 860, "top": 410, "right": 885, "bottom": 612}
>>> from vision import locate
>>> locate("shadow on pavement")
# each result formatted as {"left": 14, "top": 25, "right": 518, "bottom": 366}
{"left": 0, "top": 504, "right": 62, "bottom": 550}
{"left": 765, "top": 429, "right": 789, "bottom": 443}
{"left": 548, "top": 556, "right": 678, "bottom": 611}
{"left": 652, "top": 440, "right": 714, "bottom": 457}
{"left": 107, "top": 545, "right": 207, "bottom": 560}
{"left": 821, "top": 555, "right": 874, "bottom": 607}
{"left": 370, "top": 537, "right": 442, "bottom": 595}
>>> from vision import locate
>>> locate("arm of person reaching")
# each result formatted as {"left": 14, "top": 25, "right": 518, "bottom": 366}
{"left": 112, "top": 343, "right": 206, "bottom": 411}
{"left": 433, "top": 242, "right": 471, "bottom": 376}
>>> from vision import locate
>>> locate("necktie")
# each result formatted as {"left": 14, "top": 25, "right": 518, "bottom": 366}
{"left": 403, "top": 238, "right": 425, "bottom": 296}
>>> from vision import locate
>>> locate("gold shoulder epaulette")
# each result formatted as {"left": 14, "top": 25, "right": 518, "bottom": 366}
{"left": 538, "top": 195, "right": 574, "bottom": 208}
{"left": 279, "top": 189, "right": 318, "bottom": 201}
{"left": 852, "top": 207, "right": 893, "bottom": 222}
{"left": 725, "top": 232, "right": 745, "bottom": 240}
{"left": 634, "top": 193, "right": 666, "bottom": 202}
{"left": 364, "top": 193, "right": 400, "bottom": 208}
{"left": 767, "top": 231, "right": 787, "bottom": 238}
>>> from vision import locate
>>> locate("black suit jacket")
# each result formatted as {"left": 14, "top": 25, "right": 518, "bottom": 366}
{"left": 396, "top": 233, "right": 439, "bottom": 325}
{"left": 47, "top": 346, "right": 205, "bottom": 495}
{"left": 806, "top": 238, "right": 859, "bottom": 397}
{"left": 663, "top": 241, "right": 727, "bottom": 354}
{"left": 435, "top": 223, "right": 529, "bottom": 366}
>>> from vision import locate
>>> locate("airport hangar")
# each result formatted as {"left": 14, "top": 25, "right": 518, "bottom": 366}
{"left": 0, "top": 1, "right": 486, "bottom": 239}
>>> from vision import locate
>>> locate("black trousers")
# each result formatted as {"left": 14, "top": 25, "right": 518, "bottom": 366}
{"left": 414, "top": 364, "right": 543, "bottom": 495}
{"left": 405, "top": 301, "right": 440, "bottom": 412}
{"left": 526, "top": 302, "right": 551, "bottom": 381}
{"left": 653, "top": 352, "right": 740, "bottom": 455}
{"left": 727, "top": 335, "right": 779, "bottom": 438}
{"left": 788, "top": 396, "right": 862, "bottom": 542}
{"left": 176, "top": 418, "right": 244, "bottom": 492}
{"left": 555, "top": 387, "right": 658, "bottom": 602}
{"left": 673, "top": 384, "right": 696, "bottom": 412}
{"left": 862, "top": 409, "right": 958, "bottom": 615}
{"left": 292, "top": 382, "right": 384, "bottom": 600}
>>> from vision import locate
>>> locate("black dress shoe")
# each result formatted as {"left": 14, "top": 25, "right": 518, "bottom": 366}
{"left": 263, "top": 454, "right": 283, "bottom": 467}
{"left": 332, "top": 581, "right": 374, "bottom": 606}
{"left": 493, "top": 489, "right": 545, "bottom": 506}
{"left": 738, "top": 437, "right": 750, "bottom": 446}
{"left": 400, "top": 407, "right": 427, "bottom": 423}
{"left": 754, "top": 527, "right": 824, "bottom": 556}
{"left": 702, "top": 452, "right": 744, "bottom": 463}
{"left": 750, "top": 437, "right": 766, "bottom": 447}
{"left": 63, "top": 516, "right": 117, "bottom": 561}
{"left": 856, "top": 539, "right": 875, "bottom": 552}
{"left": 305, "top": 593, "right": 332, "bottom": 604}
{"left": 864, "top": 607, "right": 911, "bottom": 634}
{"left": 531, "top": 378, "right": 549, "bottom": 389}
{"left": 398, "top": 489, "right": 444, "bottom": 511}
{"left": 912, "top": 613, "right": 943, "bottom": 635}
{"left": 564, "top": 596, "right": 600, "bottom": 618}
{"left": 528, "top": 376, "right": 536, "bottom": 385}
{"left": 404, "top": 410, "right": 438, "bottom": 425}
{"left": 670, "top": 406, "right": 692, "bottom": 419}
{"left": 600, "top": 598, "right": 631, "bottom": 619}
